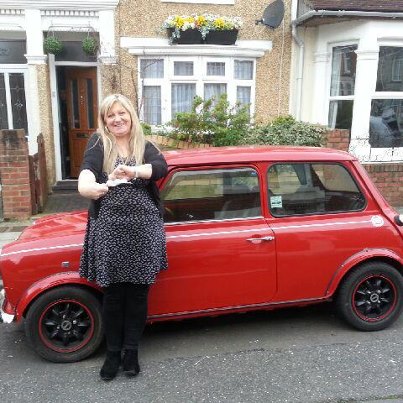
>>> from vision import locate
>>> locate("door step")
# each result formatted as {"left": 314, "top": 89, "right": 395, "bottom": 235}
{"left": 52, "top": 180, "right": 78, "bottom": 193}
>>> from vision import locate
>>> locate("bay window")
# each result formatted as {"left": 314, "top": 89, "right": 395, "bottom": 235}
{"left": 139, "top": 56, "right": 255, "bottom": 125}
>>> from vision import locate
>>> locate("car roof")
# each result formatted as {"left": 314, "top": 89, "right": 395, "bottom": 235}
{"left": 162, "top": 145, "right": 356, "bottom": 167}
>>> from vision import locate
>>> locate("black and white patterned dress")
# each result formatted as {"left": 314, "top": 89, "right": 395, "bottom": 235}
{"left": 79, "top": 157, "right": 168, "bottom": 287}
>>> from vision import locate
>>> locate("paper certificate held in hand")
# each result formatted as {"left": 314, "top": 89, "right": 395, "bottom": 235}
{"left": 106, "top": 178, "right": 132, "bottom": 187}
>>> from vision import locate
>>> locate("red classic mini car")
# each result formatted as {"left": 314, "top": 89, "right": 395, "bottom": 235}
{"left": 1, "top": 146, "right": 402, "bottom": 363}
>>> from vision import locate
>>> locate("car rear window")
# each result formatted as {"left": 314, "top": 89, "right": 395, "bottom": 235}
{"left": 161, "top": 167, "right": 261, "bottom": 222}
{"left": 267, "top": 163, "right": 366, "bottom": 216}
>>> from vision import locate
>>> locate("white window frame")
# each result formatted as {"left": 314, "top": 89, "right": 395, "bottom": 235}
{"left": 138, "top": 55, "right": 255, "bottom": 126}
{"left": 0, "top": 66, "right": 31, "bottom": 135}
{"left": 327, "top": 42, "right": 357, "bottom": 130}
{"left": 368, "top": 43, "right": 403, "bottom": 161}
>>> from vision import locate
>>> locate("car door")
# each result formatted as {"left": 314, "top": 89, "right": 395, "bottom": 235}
{"left": 265, "top": 161, "right": 397, "bottom": 302}
{"left": 148, "top": 165, "right": 277, "bottom": 318}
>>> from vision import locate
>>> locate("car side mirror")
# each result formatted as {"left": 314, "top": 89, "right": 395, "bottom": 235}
{"left": 394, "top": 214, "right": 403, "bottom": 226}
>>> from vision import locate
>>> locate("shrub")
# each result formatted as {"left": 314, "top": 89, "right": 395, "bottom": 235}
{"left": 241, "top": 115, "right": 327, "bottom": 147}
{"left": 167, "top": 94, "right": 252, "bottom": 146}
{"left": 153, "top": 101, "right": 327, "bottom": 148}
{"left": 141, "top": 122, "right": 152, "bottom": 136}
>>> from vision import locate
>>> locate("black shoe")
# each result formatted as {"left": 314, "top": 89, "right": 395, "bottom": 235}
{"left": 123, "top": 349, "right": 140, "bottom": 377}
{"left": 100, "top": 350, "right": 121, "bottom": 381}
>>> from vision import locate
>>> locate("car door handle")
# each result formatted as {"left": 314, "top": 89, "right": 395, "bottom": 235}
{"left": 246, "top": 235, "right": 275, "bottom": 244}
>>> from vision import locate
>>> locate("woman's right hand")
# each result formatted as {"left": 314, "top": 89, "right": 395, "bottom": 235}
{"left": 78, "top": 170, "right": 109, "bottom": 200}
{"left": 84, "top": 182, "right": 109, "bottom": 200}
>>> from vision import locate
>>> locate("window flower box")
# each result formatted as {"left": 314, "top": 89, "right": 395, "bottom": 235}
{"left": 163, "top": 14, "right": 242, "bottom": 45}
{"left": 166, "top": 28, "right": 203, "bottom": 44}
{"left": 205, "top": 29, "right": 238, "bottom": 45}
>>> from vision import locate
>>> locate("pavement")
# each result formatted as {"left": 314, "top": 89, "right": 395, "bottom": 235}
{"left": 0, "top": 191, "right": 89, "bottom": 249}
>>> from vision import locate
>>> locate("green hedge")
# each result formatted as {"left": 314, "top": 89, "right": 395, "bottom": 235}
{"left": 155, "top": 96, "right": 328, "bottom": 147}
{"left": 241, "top": 115, "right": 327, "bottom": 147}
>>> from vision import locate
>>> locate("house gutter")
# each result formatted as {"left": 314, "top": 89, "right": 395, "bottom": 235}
{"left": 291, "top": 9, "right": 403, "bottom": 120}
{"left": 294, "top": 10, "right": 403, "bottom": 26}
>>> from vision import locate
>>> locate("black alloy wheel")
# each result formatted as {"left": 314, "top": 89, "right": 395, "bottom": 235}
{"left": 336, "top": 262, "right": 403, "bottom": 331}
{"left": 39, "top": 299, "right": 94, "bottom": 353}
{"left": 25, "top": 286, "right": 103, "bottom": 363}
{"left": 352, "top": 275, "right": 396, "bottom": 321}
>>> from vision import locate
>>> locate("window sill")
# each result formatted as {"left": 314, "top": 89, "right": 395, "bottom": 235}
{"left": 121, "top": 37, "right": 272, "bottom": 58}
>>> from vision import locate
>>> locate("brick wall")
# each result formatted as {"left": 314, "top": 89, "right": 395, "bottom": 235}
{"left": 363, "top": 163, "right": 403, "bottom": 207}
{"left": 0, "top": 129, "right": 32, "bottom": 220}
{"left": 324, "top": 129, "right": 350, "bottom": 152}
{"left": 325, "top": 129, "right": 402, "bottom": 207}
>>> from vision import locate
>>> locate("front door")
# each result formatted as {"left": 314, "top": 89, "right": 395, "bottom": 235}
{"left": 65, "top": 67, "right": 98, "bottom": 177}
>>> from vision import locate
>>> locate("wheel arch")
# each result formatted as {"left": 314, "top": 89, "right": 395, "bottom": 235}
{"left": 326, "top": 249, "right": 403, "bottom": 297}
{"left": 16, "top": 273, "right": 102, "bottom": 321}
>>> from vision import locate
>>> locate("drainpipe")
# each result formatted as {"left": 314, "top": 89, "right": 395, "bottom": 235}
{"left": 291, "top": 21, "right": 304, "bottom": 121}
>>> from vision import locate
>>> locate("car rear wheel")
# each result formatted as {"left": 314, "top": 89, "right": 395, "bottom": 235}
{"left": 336, "top": 262, "right": 403, "bottom": 331}
{"left": 25, "top": 286, "right": 103, "bottom": 363}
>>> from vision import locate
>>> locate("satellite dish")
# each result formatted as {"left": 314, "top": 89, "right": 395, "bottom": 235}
{"left": 256, "top": 0, "right": 285, "bottom": 29}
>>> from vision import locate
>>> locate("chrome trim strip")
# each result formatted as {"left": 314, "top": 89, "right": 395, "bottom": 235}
{"left": 164, "top": 215, "right": 264, "bottom": 226}
{"left": 271, "top": 219, "right": 372, "bottom": 231}
{"left": 0, "top": 243, "right": 84, "bottom": 258}
{"left": 148, "top": 296, "right": 329, "bottom": 319}
{"left": 167, "top": 228, "right": 268, "bottom": 239}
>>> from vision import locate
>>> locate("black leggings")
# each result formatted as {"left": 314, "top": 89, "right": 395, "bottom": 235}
{"left": 102, "top": 283, "right": 150, "bottom": 352}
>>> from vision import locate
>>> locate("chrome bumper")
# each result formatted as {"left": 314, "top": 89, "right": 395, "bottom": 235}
{"left": 0, "top": 288, "right": 15, "bottom": 323}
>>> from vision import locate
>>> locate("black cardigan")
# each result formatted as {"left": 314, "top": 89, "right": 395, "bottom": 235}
{"left": 80, "top": 133, "right": 168, "bottom": 218}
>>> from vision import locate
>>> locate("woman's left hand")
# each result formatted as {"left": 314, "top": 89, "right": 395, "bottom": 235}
{"left": 108, "top": 164, "right": 152, "bottom": 181}
{"left": 109, "top": 164, "right": 133, "bottom": 181}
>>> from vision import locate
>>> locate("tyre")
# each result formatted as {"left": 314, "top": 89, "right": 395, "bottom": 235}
{"left": 25, "top": 286, "right": 103, "bottom": 363}
{"left": 336, "top": 262, "right": 403, "bottom": 331}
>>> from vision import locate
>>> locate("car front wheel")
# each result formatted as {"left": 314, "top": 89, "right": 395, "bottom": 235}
{"left": 24, "top": 286, "right": 103, "bottom": 363}
{"left": 336, "top": 262, "right": 403, "bottom": 331}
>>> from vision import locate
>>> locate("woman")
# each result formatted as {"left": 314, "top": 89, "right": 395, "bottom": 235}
{"left": 78, "top": 94, "right": 168, "bottom": 381}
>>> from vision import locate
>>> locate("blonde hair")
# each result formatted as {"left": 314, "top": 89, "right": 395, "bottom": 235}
{"left": 98, "top": 94, "right": 146, "bottom": 173}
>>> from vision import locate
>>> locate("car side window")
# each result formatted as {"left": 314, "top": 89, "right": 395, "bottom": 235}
{"left": 161, "top": 168, "right": 261, "bottom": 223}
{"left": 267, "top": 163, "right": 366, "bottom": 216}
